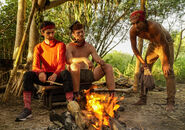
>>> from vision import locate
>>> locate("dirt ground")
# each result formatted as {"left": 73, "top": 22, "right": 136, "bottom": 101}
{"left": 0, "top": 83, "right": 185, "bottom": 130}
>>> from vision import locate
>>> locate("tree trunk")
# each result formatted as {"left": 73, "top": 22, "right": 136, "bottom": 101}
{"left": 25, "top": 12, "right": 39, "bottom": 70}
{"left": 2, "top": 0, "right": 37, "bottom": 102}
{"left": 175, "top": 28, "right": 185, "bottom": 61}
{"left": 13, "top": 0, "right": 26, "bottom": 60}
{"left": 133, "top": 0, "right": 145, "bottom": 92}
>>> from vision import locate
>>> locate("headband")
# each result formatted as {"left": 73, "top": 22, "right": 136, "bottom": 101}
{"left": 130, "top": 10, "right": 145, "bottom": 21}
{"left": 41, "top": 25, "right": 55, "bottom": 31}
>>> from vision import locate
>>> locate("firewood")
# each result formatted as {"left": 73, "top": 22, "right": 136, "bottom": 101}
{"left": 90, "top": 88, "right": 133, "bottom": 93}
{"left": 67, "top": 101, "right": 89, "bottom": 130}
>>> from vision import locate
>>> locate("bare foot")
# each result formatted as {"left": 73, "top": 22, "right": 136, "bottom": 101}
{"left": 166, "top": 104, "right": 175, "bottom": 111}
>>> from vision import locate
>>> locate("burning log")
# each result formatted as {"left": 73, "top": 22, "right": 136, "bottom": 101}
{"left": 49, "top": 86, "right": 127, "bottom": 130}
{"left": 67, "top": 101, "right": 89, "bottom": 130}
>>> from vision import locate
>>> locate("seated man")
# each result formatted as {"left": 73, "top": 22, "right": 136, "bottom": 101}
{"left": 66, "top": 21, "right": 115, "bottom": 98}
{"left": 16, "top": 21, "right": 73, "bottom": 121}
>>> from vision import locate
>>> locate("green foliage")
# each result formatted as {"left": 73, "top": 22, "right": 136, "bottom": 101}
{"left": 173, "top": 31, "right": 185, "bottom": 57}
{"left": 173, "top": 56, "right": 185, "bottom": 82}
{"left": 104, "top": 50, "right": 185, "bottom": 86}
{"left": 0, "top": 0, "right": 17, "bottom": 41}
{"left": 103, "top": 51, "right": 131, "bottom": 73}
{"left": 103, "top": 50, "right": 135, "bottom": 78}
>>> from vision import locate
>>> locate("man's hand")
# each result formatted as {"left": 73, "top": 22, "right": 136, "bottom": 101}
{"left": 39, "top": 72, "right": 47, "bottom": 83}
{"left": 48, "top": 73, "right": 57, "bottom": 84}
{"left": 163, "top": 64, "right": 171, "bottom": 75}
{"left": 98, "top": 59, "right": 105, "bottom": 66}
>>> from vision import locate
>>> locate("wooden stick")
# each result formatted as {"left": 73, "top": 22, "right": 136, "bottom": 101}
{"left": 46, "top": 80, "right": 93, "bottom": 86}
{"left": 46, "top": 80, "right": 63, "bottom": 86}
{"left": 90, "top": 88, "right": 133, "bottom": 93}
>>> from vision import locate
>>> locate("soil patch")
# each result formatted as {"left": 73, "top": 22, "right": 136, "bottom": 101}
{"left": 0, "top": 83, "right": 185, "bottom": 130}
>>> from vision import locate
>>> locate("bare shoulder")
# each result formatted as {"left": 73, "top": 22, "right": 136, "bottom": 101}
{"left": 85, "top": 42, "right": 96, "bottom": 51}
{"left": 148, "top": 20, "right": 162, "bottom": 30}
{"left": 85, "top": 42, "right": 94, "bottom": 48}
{"left": 66, "top": 42, "right": 75, "bottom": 53}
{"left": 66, "top": 42, "right": 75, "bottom": 49}
{"left": 130, "top": 26, "right": 136, "bottom": 34}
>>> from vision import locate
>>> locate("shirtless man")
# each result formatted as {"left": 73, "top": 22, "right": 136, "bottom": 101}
{"left": 66, "top": 21, "right": 115, "bottom": 98}
{"left": 129, "top": 10, "right": 176, "bottom": 111}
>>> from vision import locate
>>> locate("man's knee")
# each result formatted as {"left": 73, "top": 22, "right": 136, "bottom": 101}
{"left": 23, "top": 71, "right": 35, "bottom": 91}
{"left": 70, "top": 63, "right": 80, "bottom": 71}
{"left": 164, "top": 69, "right": 175, "bottom": 79}
{"left": 103, "top": 63, "right": 113, "bottom": 73}
{"left": 23, "top": 71, "right": 35, "bottom": 80}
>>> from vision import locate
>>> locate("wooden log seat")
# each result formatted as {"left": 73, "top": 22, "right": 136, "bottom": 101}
{"left": 41, "top": 83, "right": 92, "bottom": 109}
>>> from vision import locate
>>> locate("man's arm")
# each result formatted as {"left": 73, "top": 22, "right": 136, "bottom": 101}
{"left": 130, "top": 28, "right": 146, "bottom": 66}
{"left": 54, "top": 43, "right": 66, "bottom": 74}
{"left": 90, "top": 44, "right": 104, "bottom": 65}
{"left": 32, "top": 45, "right": 44, "bottom": 73}
{"left": 32, "top": 45, "right": 47, "bottom": 82}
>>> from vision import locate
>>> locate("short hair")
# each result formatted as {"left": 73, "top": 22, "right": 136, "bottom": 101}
{"left": 69, "top": 21, "right": 84, "bottom": 32}
{"left": 40, "top": 21, "right": 55, "bottom": 31}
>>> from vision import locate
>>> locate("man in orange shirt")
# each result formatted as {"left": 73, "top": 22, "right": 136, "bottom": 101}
{"left": 15, "top": 21, "right": 73, "bottom": 121}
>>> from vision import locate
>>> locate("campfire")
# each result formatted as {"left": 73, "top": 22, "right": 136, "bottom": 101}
{"left": 84, "top": 86, "right": 123, "bottom": 129}
{"left": 49, "top": 86, "right": 126, "bottom": 130}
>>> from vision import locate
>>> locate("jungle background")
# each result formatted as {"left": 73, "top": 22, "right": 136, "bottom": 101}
{"left": 0, "top": 0, "right": 185, "bottom": 130}
{"left": 0, "top": 0, "right": 184, "bottom": 87}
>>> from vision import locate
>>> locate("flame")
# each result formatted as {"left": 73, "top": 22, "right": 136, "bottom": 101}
{"left": 84, "top": 86, "right": 124, "bottom": 129}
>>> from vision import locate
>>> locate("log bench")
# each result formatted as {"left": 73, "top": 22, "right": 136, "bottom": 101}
{"left": 41, "top": 83, "right": 92, "bottom": 109}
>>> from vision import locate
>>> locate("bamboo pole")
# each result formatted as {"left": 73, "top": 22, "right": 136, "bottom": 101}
{"left": 2, "top": 0, "right": 38, "bottom": 102}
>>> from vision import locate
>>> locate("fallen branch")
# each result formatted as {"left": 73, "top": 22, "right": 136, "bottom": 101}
{"left": 90, "top": 88, "right": 133, "bottom": 93}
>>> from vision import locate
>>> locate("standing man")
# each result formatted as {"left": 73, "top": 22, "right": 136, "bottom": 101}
{"left": 66, "top": 21, "right": 115, "bottom": 99}
{"left": 16, "top": 21, "right": 73, "bottom": 121}
{"left": 129, "top": 10, "right": 176, "bottom": 111}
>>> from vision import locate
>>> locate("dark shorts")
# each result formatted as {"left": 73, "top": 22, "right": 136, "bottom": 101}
{"left": 80, "top": 69, "right": 95, "bottom": 83}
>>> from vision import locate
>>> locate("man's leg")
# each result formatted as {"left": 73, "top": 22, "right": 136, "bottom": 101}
{"left": 16, "top": 71, "right": 53, "bottom": 121}
{"left": 68, "top": 63, "right": 81, "bottom": 99}
{"left": 15, "top": 71, "right": 38, "bottom": 121}
{"left": 134, "top": 43, "right": 158, "bottom": 105}
{"left": 160, "top": 44, "right": 176, "bottom": 111}
{"left": 93, "top": 63, "right": 115, "bottom": 90}
{"left": 58, "top": 70, "right": 74, "bottom": 101}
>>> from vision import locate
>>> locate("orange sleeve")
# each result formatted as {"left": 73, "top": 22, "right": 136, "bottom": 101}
{"left": 32, "top": 44, "right": 44, "bottom": 73}
{"left": 54, "top": 43, "right": 66, "bottom": 74}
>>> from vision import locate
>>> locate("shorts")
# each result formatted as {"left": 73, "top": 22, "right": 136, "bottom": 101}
{"left": 80, "top": 69, "right": 95, "bottom": 83}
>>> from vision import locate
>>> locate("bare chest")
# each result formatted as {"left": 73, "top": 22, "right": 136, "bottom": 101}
{"left": 72, "top": 46, "right": 91, "bottom": 58}
{"left": 138, "top": 31, "right": 156, "bottom": 42}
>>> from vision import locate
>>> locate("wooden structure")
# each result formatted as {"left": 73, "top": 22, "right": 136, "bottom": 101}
{"left": 42, "top": 82, "right": 92, "bottom": 109}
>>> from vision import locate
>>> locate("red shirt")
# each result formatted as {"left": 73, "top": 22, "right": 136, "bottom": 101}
{"left": 32, "top": 39, "right": 66, "bottom": 75}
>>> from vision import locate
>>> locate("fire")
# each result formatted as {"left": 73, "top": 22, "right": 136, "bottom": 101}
{"left": 84, "top": 86, "right": 124, "bottom": 129}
